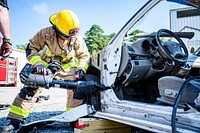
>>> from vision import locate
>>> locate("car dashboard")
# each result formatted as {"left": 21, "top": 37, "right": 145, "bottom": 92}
{"left": 117, "top": 31, "right": 195, "bottom": 84}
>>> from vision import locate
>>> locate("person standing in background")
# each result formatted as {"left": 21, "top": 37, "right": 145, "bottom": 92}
{"left": 0, "top": 0, "right": 12, "bottom": 60}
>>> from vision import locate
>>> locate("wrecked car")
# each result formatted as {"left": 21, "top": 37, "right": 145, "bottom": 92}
{"left": 18, "top": 0, "right": 200, "bottom": 133}
{"left": 88, "top": 1, "right": 200, "bottom": 133}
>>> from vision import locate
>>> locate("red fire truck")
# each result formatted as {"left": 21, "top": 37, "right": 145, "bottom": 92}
{"left": 0, "top": 57, "right": 17, "bottom": 86}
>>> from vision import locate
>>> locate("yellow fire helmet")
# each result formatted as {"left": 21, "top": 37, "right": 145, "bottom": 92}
{"left": 49, "top": 10, "right": 80, "bottom": 37}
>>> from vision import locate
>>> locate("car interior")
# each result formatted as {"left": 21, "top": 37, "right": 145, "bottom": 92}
{"left": 114, "top": 27, "right": 200, "bottom": 110}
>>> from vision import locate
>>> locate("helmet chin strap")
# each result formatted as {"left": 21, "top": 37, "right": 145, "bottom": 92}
{"left": 55, "top": 30, "right": 72, "bottom": 52}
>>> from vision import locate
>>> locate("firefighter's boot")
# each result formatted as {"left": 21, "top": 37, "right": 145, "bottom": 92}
{"left": 0, "top": 120, "right": 21, "bottom": 133}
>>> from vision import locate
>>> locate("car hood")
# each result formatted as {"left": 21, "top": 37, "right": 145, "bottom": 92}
{"left": 167, "top": 0, "right": 200, "bottom": 8}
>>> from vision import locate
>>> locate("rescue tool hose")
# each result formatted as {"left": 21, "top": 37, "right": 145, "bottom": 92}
{"left": 171, "top": 76, "right": 200, "bottom": 133}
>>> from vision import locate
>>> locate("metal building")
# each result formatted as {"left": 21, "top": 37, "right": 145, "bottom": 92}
{"left": 170, "top": 7, "right": 200, "bottom": 53}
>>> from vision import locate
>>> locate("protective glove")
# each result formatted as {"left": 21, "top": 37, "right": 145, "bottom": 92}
{"left": 47, "top": 60, "right": 61, "bottom": 74}
{"left": 73, "top": 69, "right": 86, "bottom": 99}
{"left": 0, "top": 38, "right": 12, "bottom": 60}
{"left": 75, "top": 69, "right": 85, "bottom": 79}
{"left": 35, "top": 65, "right": 51, "bottom": 75}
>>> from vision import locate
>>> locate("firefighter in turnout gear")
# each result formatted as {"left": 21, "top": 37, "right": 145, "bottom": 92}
{"left": 0, "top": 10, "right": 90, "bottom": 132}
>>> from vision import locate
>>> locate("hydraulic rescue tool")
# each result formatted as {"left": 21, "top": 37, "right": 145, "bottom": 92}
{"left": 20, "top": 63, "right": 105, "bottom": 92}
{"left": 19, "top": 63, "right": 106, "bottom": 110}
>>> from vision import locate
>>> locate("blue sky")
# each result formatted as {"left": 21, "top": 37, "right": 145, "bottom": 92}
{"left": 6, "top": 0, "right": 185, "bottom": 48}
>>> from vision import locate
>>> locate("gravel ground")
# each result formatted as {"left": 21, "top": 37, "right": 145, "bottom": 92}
{"left": 0, "top": 87, "right": 75, "bottom": 133}
{"left": 0, "top": 100, "right": 74, "bottom": 133}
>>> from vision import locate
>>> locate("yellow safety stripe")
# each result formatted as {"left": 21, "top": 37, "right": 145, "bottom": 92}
{"left": 10, "top": 105, "right": 30, "bottom": 118}
{"left": 41, "top": 60, "right": 48, "bottom": 67}
{"left": 46, "top": 49, "right": 52, "bottom": 57}
{"left": 66, "top": 107, "right": 73, "bottom": 111}
{"left": 60, "top": 55, "right": 71, "bottom": 62}
{"left": 29, "top": 56, "right": 42, "bottom": 65}
{"left": 62, "top": 57, "right": 79, "bottom": 71}
{"left": 62, "top": 62, "right": 75, "bottom": 70}
{"left": 62, "top": 59, "right": 89, "bottom": 71}
{"left": 62, "top": 57, "right": 72, "bottom": 62}
{"left": 78, "top": 62, "right": 89, "bottom": 70}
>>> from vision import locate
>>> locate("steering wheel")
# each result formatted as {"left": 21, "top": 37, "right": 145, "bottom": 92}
{"left": 156, "top": 29, "right": 188, "bottom": 64}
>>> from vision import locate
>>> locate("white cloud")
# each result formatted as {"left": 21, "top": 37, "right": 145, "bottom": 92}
{"left": 32, "top": 2, "right": 49, "bottom": 15}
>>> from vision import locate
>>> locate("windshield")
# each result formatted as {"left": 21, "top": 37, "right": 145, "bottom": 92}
{"left": 127, "top": 0, "right": 200, "bottom": 53}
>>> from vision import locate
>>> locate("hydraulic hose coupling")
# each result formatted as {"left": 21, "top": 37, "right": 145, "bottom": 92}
{"left": 20, "top": 63, "right": 53, "bottom": 89}
{"left": 20, "top": 73, "right": 53, "bottom": 89}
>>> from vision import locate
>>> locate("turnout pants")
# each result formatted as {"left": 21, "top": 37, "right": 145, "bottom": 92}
{"left": 8, "top": 68, "right": 83, "bottom": 122}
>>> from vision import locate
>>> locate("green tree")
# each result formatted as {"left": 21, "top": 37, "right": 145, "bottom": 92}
{"left": 16, "top": 43, "right": 28, "bottom": 50}
{"left": 128, "top": 29, "right": 143, "bottom": 42}
{"left": 84, "top": 25, "right": 115, "bottom": 54}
